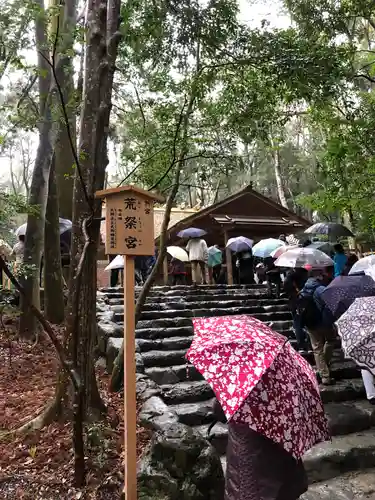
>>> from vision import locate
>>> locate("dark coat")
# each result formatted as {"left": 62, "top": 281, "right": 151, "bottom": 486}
{"left": 225, "top": 422, "right": 308, "bottom": 500}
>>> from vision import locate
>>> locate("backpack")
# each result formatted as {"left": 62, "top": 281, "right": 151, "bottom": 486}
{"left": 297, "top": 291, "right": 322, "bottom": 329}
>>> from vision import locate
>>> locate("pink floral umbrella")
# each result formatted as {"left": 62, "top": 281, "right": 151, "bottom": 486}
{"left": 186, "top": 315, "right": 330, "bottom": 458}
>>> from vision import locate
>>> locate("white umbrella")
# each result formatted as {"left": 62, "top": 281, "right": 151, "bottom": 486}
{"left": 16, "top": 217, "right": 72, "bottom": 236}
{"left": 167, "top": 246, "right": 189, "bottom": 262}
{"left": 349, "top": 255, "right": 375, "bottom": 275}
{"left": 270, "top": 245, "right": 298, "bottom": 259}
{"left": 274, "top": 247, "right": 333, "bottom": 269}
{"left": 105, "top": 255, "right": 124, "bottom": 271}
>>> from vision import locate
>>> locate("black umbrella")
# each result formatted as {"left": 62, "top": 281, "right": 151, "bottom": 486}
{"left": 304, "top": 222, "right": 354, "bottom": 238}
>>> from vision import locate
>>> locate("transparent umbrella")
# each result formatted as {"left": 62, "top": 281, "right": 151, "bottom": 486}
{"left": 16, "top": 217, "right": 72, "bottom": 236}
{"left": 274, "top": 247, "right": 333, "bottom": 269}
{"left": 349, "top": 255, "right": 375, "bottom": 275}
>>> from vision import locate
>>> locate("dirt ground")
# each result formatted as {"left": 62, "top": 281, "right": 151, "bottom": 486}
{"left": 0, "top": 320, "right": 150, "bottom": 499}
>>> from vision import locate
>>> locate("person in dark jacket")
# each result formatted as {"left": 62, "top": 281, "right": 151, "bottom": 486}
{"left": 283, "top": 268, "right": 309, "bottom": 351}
{"left": 264, "top": 257, "right": 282, "bottom": 298}
{"left": 299, "top": 266, "right": 336, "bottom": 385}
{"left": 169, "top": 258, "right": 187, "bottom": 285}
{"left": 342, "top": 253, "right": 358, "bottom": 276}
{"left": 237, "top": 250, "right": 255, "bottom": 284}
{"left": 211, "top": 400, "right": 308, "bottom": 500}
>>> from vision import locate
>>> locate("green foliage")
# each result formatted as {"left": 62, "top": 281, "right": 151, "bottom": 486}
{"left": 0, "top": 192, "right": 28, "bottom": 242}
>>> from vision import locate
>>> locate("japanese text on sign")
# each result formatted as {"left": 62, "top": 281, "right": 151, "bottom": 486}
{"left": 103, "top": 191, "right": 156, "bottom": 255}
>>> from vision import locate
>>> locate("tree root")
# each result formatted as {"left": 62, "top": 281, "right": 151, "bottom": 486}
{"left": 2, "top": 399, "right": 59, "bottom": 438}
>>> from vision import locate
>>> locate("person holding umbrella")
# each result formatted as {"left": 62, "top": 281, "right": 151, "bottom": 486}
{"left": 187, "top": 315, "right": 329, "bottom": 500}
{"left": 299, "top": 266, "right": 336, "bottom": 385}
{"left": 185, "top": 237, "right": 208, "bottom": 285}
{"left": 177, "top": 228, "right": 208, "bottom": 285}
{"left": 207, "top": 245, "right": 223, "bottom": 284}
{"left": 336, "top": 297, "right": 375, "bottom": 405}
{"left": 283, "top": 267, "right": 309, "bottom": 352}
{"left": 333, "top": 243, "right": 347, "bottom": 277}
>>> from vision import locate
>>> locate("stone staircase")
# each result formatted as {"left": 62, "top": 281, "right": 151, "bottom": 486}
{"left": 99, "top": 284, "right": 375, "bottom": 499}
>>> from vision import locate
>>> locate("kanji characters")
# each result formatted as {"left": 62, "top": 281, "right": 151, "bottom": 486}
{"left": 125, "top": 236, "right": 138, "bottom": 249}
{"left": 124, "top": 197, "right": 137, "bottom": 210}
{"left": 124, "top": 216, "right": 137, "bottom": 230}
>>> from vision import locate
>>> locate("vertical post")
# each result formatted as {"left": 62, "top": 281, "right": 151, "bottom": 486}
{"left": 123, "top": 256, "right": 137, "bottom": 500}
{"left": 224, "top": 231, "right": 233, "bottom": 285}
{"left": 163, "top": 255, "right": 169, "bottom": 285}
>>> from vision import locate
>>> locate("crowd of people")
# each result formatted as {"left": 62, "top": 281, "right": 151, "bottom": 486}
{"left": 168, "top": 233, "right": 289, "bottom": 289}
{"left": 171, "top": 233, "right": 374, "bottom": 395}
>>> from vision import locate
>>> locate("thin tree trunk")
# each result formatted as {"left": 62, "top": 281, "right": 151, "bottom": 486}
{"left": 110, "top": 92, "right": 197, "bottom": 391}
{"left": 44, "top": 156, "right": 65, "bottom": 324}
{"left": 54, "top": 0, "right": 76, "bottom": 220}
{"left": 19, "top": 0, "right": 53, "bottom": 338}
{"left": 273, "top": 147, "right": 289, "bottom": 209}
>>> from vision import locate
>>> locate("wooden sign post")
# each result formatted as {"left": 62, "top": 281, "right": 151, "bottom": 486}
{"left": 95, "top": 185, "right": 164, "bottom": 500}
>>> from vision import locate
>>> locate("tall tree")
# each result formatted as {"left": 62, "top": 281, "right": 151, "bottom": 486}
{"left": 19, "top": 0, "right": 55, "bottom": 338}
{"left": 64, "top": 0, "right": 122, "bottom": 418}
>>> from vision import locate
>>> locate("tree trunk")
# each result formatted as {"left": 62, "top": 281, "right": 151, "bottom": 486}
{"left": 110, "top": 92, "right": 197, "bottom": 391}
{"left": 54, "top": 0, "right": 76, "bottom": 220}
{"left": 65, "top": 0, "right": 122, "bottom": 418}
{"left": 44, "top": 156, "right": 65, "bottom": 324}
{"left": 273, "top": 147, "right": 289, "bottom": 209}
{"left": 19, "top": 0, "right": 53, "bottom": 338}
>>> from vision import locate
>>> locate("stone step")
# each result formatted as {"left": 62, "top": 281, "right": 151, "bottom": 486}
{"left": 132, "top": 312, "right": 293, "bottom": 330}
{"left": 137, "top": 336, "right": 194, "bottom": 352}
{"left": 320, "top": 378, "right": 365, "bottom": 404}
{"left": 101, "top": 284, "right": 268, "bottom": 294}
{"left": 145, "top": 364, "right": 202, "bottom": 385}
{"left": 145, "top": 358, "right": 358, "bottom": 386}
{"left": 115, "top": 305, "right": 293, "bottom": 321}
{"left": 161, "top": 376, "right": 363, "bottom": 407}
{"left": 136, "top": 325, "right": 194, "bottom": 340}
{"left": 105, "top": 290, "right": 274, "bottom": 303}
{"left": 134, "top": 325, "right": 295, "bottom": 341}
{"left": 169, "top": 399, "right": 216, "bottom": 426}
{"left": 162, "top": 380, "right": 214, "bottom": 404}
{"left": 142, "top": 349, "right": 188, "bottom": 368}
{"left": 142, "top": 298, "right": 289, "bottom": 311}
{"left": 108, "top": 297, "right": 289, "bottom": 310}
{"left": 302, "top": 468, "right": 375, "bottom": 499}
{"left": 136, "top": 335, "right": 319, "bottom": 356}
{"left": 305, "top": 429, "right": 375, "bottom": 483}
{"left": 176, "top": 399, "right": 375, "bottom": 433}
{"left": 220, "top": 429, "right": 375, "bottom": 484}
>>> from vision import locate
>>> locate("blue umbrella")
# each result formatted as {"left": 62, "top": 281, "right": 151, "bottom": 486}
{"left": 226, "top": 236, "right": 253, "bottom": 253}
{"left": 321, "top": 275, "right": 375, "bottom": 320}
{"left": 177, "top": 227, "right": 207, "bottom": 239}
{"left": 252, "top": 238, "right": 285, "bottom": 258}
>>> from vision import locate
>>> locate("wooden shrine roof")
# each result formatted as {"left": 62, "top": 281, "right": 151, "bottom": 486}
{"left": 160, "top": 185, "right": 310, "bottom": 246}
